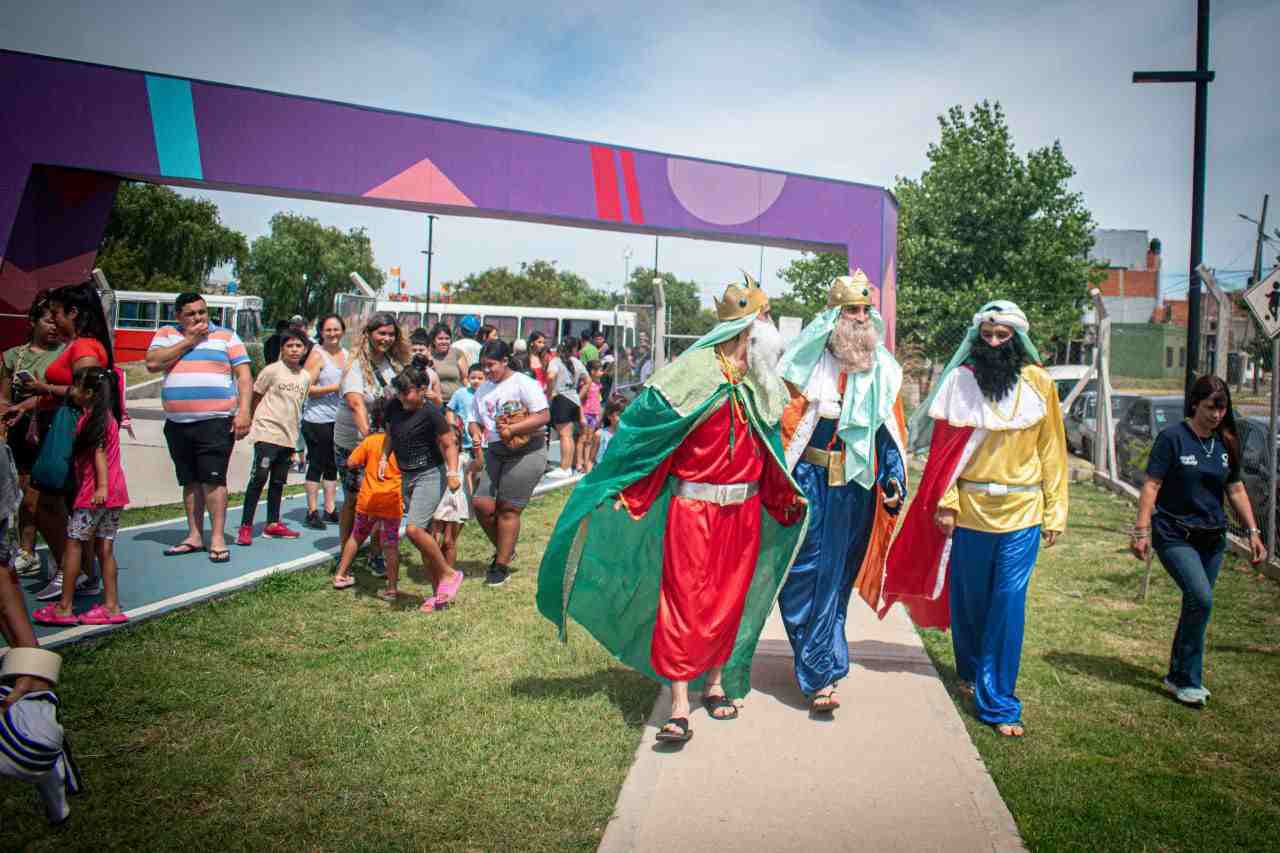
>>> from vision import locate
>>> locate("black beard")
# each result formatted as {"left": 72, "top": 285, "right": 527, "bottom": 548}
{"left": 968, "top": 339, "right": 1026, "bottom": 402}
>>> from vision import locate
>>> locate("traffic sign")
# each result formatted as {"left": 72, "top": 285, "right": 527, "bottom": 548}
{"left": 1242, "top": 266, "right": 1280, "bottom": 340}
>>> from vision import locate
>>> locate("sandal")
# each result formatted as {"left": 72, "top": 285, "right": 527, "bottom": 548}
{"left": 419, "top": 597, "right": 436, "bottom": 613}
{"left": 957, "top": 680, "right": 975, "bottom": 698}
{"left": 810, "top": 691, "right": 840, "bottom": 713}
{"left": 377, "top": 589, "right": 399, "bottom": 602}
{"left": 164, "top": 543, "right": 205, "bottom": 556}
{"left": 78, "top": 603, "right": 129, "bottom": 625}
{"left": 435, "top": 570, "right": 464, "bottom": 606}
{"left": 32, "top": 605, "right": 79, "bottom": 627}
{"left": 992, "top": 721, "right": 1026, "bottom": 738}
{"left": 702, "top": 692, "right": 738, "bottom": 720}
{"left": 332, "top": 576, "right": 355, "bottom": 590}
{"left": 209, "top": 549, "right": 231, "bottom": 563}
{"left": 655, "top": 717, "right": 692, "bottom": 743}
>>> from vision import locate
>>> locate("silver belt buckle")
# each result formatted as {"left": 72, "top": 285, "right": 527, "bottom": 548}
{"left": 987, "top": 483, "right": 1009, "bottom": 497}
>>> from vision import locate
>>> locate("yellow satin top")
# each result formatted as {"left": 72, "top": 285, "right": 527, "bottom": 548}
{"left": 937, "top": 366, "right": 1069, "bottom": 533}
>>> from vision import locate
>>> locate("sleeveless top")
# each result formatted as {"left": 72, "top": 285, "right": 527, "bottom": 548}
{"left": 303, "top": 347, "right": 347, "bottom": 424}
{"left": 434, "top": 348, "right": 464, "bottom": 403}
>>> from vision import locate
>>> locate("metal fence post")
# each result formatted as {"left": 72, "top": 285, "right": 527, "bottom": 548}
{"left": 1270, "top": 335, "right": 1279, "bottom": 563}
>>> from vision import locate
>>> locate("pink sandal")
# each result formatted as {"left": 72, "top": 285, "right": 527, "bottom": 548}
{"left": 332, "top": 575, "right": 355, "bottom": 590}
{"left": 32, "top": 605, "right": 79, "bottom": 626}
{"left": 434, "top": 570, "right": 464, "bottom": 606}
{"left": 78, "top": 604, "right": 129, "bottom": 625}
{"left": 419, "top": 596, "right": 436, "bottom": 613}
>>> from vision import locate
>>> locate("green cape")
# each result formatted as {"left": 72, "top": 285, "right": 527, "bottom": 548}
{"left": 535, "top": 346, "right": 809, "bottom": 699}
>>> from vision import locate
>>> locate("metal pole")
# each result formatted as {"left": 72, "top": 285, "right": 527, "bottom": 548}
{"left": 1269, "top": 335, "right": 1278, "bottom": 562}
{"left": 1184, "top": 0, "right": 1211, "bottom": 395}
{"left": 423, "top": 214, "right": 437, "bottom": 315}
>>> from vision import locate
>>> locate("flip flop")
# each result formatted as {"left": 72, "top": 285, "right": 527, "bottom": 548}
{"left": 435, "top": 570, "right": 464, "bottom": 606}
{"left": 655, "top": 717, "right": 692, "bottom": 743}
{"left": 78, "top": 604, "right": 129, "bottom": 625}
{"left": 332, "top": 576, "right": 355, "bottom": 590}
{"left": 32, "top": 605, "right": 79, "bottom": 626}
{"left": 377, "top": 589, "right": 399, "bottom": 602}
{"left": 992, "top": 721, "right": 1026, "bottom": 738}
{"left": 164, "top": 543, "right": 205, "bottom": 556}
{"left": 810, "top": 692, "right": 840, "bottom": 713}
{"left": 209, "top": 549, "right": 231, "bottom": 563}
{"left": 702, "top": 692, "right": 739, "bottom": 720}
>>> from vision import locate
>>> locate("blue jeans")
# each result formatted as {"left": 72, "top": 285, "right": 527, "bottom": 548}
{"left": 1153, "top": 530, "right": 1225, "bottom": 690}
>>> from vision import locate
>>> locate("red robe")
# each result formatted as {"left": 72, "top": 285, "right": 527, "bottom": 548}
{"left": 622, "top": 393, "right": 800, "bottom": 681}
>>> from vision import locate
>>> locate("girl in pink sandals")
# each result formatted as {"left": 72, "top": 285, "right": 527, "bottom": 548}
{"left": 34, "top": 367, "right": 130, "bottom": 626}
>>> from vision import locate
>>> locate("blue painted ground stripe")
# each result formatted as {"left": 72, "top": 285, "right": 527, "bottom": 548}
{"left": 145, "top": 75, "right": 203, "bottom": 180}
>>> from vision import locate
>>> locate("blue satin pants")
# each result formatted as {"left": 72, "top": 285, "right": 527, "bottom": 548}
{"left": 778, "top": 459, "right": 876, "bottom": 696}
{"left": 949, "top": 525, "right": 1041, "bottom": 724}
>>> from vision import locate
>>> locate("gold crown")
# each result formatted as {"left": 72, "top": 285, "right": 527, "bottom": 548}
{"left": 827, "top": 269, "right": 875, "bottom": 309}
{"left": 714, "top": 271, "right": 770, "bottom": 322}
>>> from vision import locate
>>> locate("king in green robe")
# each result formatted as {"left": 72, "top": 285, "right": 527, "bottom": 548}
{"left": 536, "top": 283, "right": 809, "bottom": 713}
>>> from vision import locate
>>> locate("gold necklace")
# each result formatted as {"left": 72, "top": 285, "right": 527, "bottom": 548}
{"left": 716, "top": 348, "right": 745, "bottom": 384}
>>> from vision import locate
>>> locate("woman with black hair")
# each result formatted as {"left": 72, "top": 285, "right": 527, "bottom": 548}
{"left": 1132, "top": 375, "right": 1267, "bottom": 707}
{"left": 426, "top": 322, "right": 468, "bottom": 403}
{"left": 22, "top": 281, "right": 116, "bottom": 601}
{"left": 468, "top": 338, "right": 550, "bottom": 587}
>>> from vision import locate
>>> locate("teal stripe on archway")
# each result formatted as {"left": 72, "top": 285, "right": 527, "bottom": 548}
{"left": 145, "top": 75, "right": 203, "bottom": 180}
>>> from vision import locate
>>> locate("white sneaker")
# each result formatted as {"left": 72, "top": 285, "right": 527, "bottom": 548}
{"left": 1164, "top": 678, "right": 1209, "bottom": 706}
{"left": 13, "top": 550, "right": 40, "bottom": 576}
{"left": 544, "top": 468, "right": 574, "bottom": 481}
{"left": 34, "top": 574, "right": 64, "bottom": 601}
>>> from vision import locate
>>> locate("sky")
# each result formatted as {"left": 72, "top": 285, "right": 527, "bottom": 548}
{"left": 3, "top": 0, "right": 1277, "bottom": 306}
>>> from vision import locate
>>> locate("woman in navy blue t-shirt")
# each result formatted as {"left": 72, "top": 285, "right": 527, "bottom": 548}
{"left": 1131, "top": 376, "right": 1266, "bottom": 707}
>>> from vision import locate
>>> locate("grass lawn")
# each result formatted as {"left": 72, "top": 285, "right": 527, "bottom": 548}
{"left": 2, "top": 489, "right": 659, "bottom": 851}
{"left": 920, "top": 482, "right": 1280, "bottom": 852}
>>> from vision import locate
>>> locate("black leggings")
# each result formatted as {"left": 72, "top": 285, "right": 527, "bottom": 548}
{"left": 301, "top": 420, "right": 338, "bottom": 483}
{"left": 241, "top": 442, "right": 294, "bottom": 527}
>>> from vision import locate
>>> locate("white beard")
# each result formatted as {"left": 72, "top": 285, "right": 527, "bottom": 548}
{"left": 747, "top": 317, "right": 784, "bottom": 386}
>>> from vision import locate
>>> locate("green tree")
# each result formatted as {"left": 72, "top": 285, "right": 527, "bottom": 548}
{"left": 97, "top": 182, "right": 248, "bottom": 292}
{"left": 448, "top": 260, "right": 614, "bottom": 311}
{"left": 240, "top": 213, "right": 384, "bottom": 321}
{"left": 775, "top": 252, "right": 849, "bottom": 322}
{"left": 895, "top": 101, "right": 1100, "bottom": 363}
{"left": 625, "top": 267, "right": 716, "bottom": 345}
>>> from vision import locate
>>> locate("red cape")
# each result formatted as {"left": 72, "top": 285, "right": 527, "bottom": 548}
{"left": 880, "top": 418, "right": 981, "bottom": 629}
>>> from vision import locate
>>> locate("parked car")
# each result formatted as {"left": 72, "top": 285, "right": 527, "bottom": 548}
{"left": 1065, "top": 392, "right": 1139, "bottom": 459}
{"left": 1238, "top": 416, "right": 1280, "bottom": 549}
{"left": 1114, "top": 395, "right": 1185, "bottom": 485}
{"left": 1046, "top": 364, "right": 1095, "bottom": 402}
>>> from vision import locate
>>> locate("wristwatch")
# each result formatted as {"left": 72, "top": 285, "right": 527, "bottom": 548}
{"left": 1245, "top": 528, "right": 1262, "bottom": 536}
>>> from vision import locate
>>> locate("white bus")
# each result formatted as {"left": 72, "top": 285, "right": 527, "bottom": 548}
{"left": 112, "top": 290, "right": 264, "bottom": 362}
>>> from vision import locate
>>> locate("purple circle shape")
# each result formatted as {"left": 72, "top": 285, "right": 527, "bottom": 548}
{"left": 666, "top": 158, "right": 787, "bottom": 226}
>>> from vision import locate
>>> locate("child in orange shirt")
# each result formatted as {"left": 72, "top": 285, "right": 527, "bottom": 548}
{"left": 331, "top": 400, "right": 402, "bottom": 600}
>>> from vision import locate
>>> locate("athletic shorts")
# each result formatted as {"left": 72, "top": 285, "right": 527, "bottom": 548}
{"left": 351, "top": 511, "right": 400, "bottom": 545}
{"left": 550, "top": 396, "right": 581, "bottom": 427}
{"left": 67, "top": 507, "right": 122, "bottom": 542}
{"left": 335, "top": 442, "right": 363, "bottom": 500}
{"left": 475, "top": 445, "right": 547, "bottom": 509}
{"left": 402, "top": 465, "right": 446, "bottom": 529}
{"left": 164, "top": 417, "right": 234, "bottom": 487}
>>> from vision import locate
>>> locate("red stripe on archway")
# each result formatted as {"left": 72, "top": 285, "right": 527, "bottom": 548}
{"left": 618, "top": 150, "right": 644, "bottom": 224}
{"left": 589, "top": 145, "right": 622, "bottom": 221}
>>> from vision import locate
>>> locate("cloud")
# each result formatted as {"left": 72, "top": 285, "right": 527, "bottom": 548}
{"left": 2, "top": 0, "right": 1275, "bottom": 308}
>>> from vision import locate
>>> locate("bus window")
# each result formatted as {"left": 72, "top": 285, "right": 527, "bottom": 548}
{"left": 441, "top": 314, "right": 463, "bottom": 335}
{"left": 117, "top": 300, "right": 158, "bottom": 329}
{"left": 425, "top": 313, "right": 439, "bottom": 328}
{"left": 397, "top": 312, "right": 423, "bottom": 334}
{"left": 485, "top": 315, "right": 518, "bottom": 342}
{"left": 235, "top": 307, "right": 262, "bottom": 343}
{"left": 562, "top": 318, "right": 595, "bottom": 341}
{"left": 521, "top": 317, "right": 558, "bottom": 342}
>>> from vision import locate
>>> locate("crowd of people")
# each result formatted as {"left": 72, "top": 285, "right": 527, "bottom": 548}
{"left": 0, "top": 271, "right": 1268, "bottom": 822}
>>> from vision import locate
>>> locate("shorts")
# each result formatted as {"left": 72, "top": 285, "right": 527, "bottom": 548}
{"left": 475, "top": 445, "right": 547, "bottom": 509}
{"left": 550, "top": 396, "right": 581, "bottom": 427}
{"left": 335, "top": 442, "right": 363, "bottom": 501}
{"left": 67, "top": 507, "right": 122, "bottom": 542}
{"left": 402, "top": 465, "right": 446, "bottom": 529}
{"left": 164, "top": 417, "right": 234, "bottom": 487}
{"left": 352, "top": 511, "right": 400, "bottom": 545}
{"left": 584, "top": 413, "right": 600, "bottom": 430}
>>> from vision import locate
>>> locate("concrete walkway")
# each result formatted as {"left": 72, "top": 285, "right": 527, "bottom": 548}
{"left": 599, "top": 603, "right": 1024, "bottom": 852}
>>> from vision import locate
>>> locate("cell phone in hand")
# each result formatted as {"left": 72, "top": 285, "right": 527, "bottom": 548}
{"left": 13, "top": 369, "right": 34, "bottom": 385}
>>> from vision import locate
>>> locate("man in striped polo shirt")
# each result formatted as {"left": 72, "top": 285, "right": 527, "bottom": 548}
{"left": 146, "top": 292, "right": 253, "bottom": 563}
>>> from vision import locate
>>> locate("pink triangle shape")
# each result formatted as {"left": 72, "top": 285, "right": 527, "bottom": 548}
{"left": 364, "top": 157, "right": 475, "bottom": 207}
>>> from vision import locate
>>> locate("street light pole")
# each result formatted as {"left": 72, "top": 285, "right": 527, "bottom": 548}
{"left": 421, "top": 214, "right": 437, "bottom": 316}
{"left": 1133, "top": 0, "right": 1214, "bottom": 397}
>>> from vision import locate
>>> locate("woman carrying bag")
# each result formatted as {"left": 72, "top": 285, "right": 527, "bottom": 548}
{"left": 1131, "top": 375, "right": 1267, "bottom": 707}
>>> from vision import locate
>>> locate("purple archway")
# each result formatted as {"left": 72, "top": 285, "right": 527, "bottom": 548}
{"left": 0, "top": 49, "right": 898, "bottom": 348}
